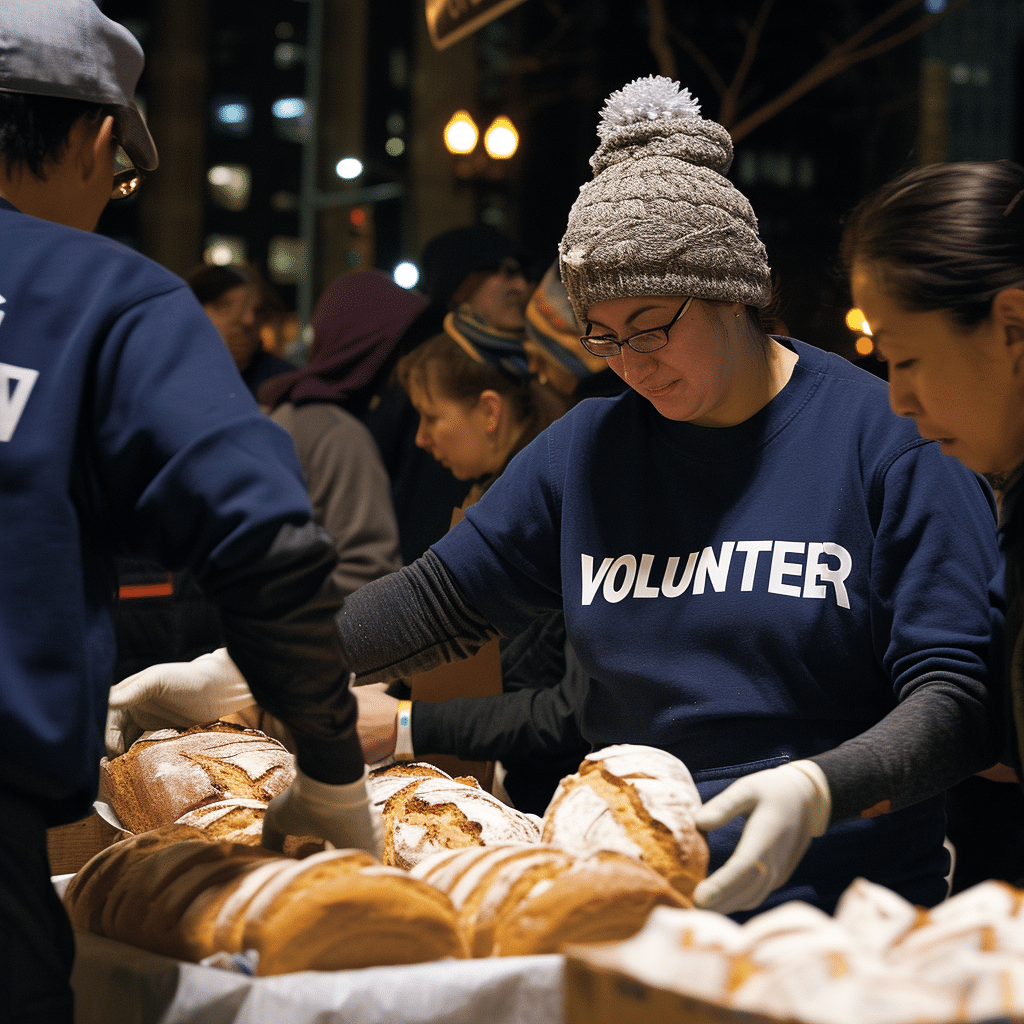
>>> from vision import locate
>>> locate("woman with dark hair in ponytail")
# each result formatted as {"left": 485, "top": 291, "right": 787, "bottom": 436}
{"left": 842, "top": 159, "right": 1024, "bottom": 891}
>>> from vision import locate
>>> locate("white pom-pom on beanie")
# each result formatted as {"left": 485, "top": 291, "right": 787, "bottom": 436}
{"left": 559, "top": 76, "right": 772, "bottom": 322}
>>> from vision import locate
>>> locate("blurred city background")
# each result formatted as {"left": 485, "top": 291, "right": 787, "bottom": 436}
{"left": 95, "top": 0, "right": 1022, "bottom": 363}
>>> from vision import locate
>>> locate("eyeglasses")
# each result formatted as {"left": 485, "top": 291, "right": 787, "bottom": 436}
{"left": 580, "top": 296, "right": 694, "bottom": 357}
{"left": 111, "top": 144, "right": 144, "bottom": 200}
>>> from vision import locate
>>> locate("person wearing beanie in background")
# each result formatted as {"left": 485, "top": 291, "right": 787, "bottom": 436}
{"left": 105, "top": 78, "right": 1002, "bottom": 919}
{"left": 0, "top": 5, "right": 376, "bottom": 1019}
{"left": 364, "top": 223, "right": 535, "bottom": 564}
{"left": 522, "top": 260, "right": 628, "bottom": 403}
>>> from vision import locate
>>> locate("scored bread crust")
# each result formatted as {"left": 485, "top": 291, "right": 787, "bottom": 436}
{"left": 382, "top": 777, "right": 541, "bottom": 870}
{"left": 99, "top": 722, "right": 295, "bottom": 833}
{"left": 491, "top": 849, "right": 689, "bottom": 956}
{"left": 541, "top": 744, "right": 709, "bottom": 899}
{"left": 244, "top": 862, "right": 466, "bottom": 975}
{"left": 62, "top": 824, "right": 207, "bottom": 934}
{"left": 173, "top": 798, "right": 268, "bottom": 844}
{"left": 411, "top": 843, "right": 576, "bottom": 956}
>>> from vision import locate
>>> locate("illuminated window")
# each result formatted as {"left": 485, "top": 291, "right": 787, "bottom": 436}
{"left": 272, "top": 97, "right": 310, "bottom": 144}
{"left": 203, "top": 235, "right": 247, "bottom": 266}
{"left": 268, "top": 236, "right": 306, "bottom": 284}
{"left": 207, "top": 164, "right": 251, "bottom": 212}
{"left": 211, "top": 96, "right": 252, "bottom": 138}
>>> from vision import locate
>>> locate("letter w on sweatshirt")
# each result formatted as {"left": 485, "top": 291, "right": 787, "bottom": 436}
{"left": 0, "top": 363, "right": 39, "bottom": 442}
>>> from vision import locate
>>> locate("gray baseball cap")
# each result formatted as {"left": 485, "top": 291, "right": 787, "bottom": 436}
{"left": 0, "top": 0, "right": 158, "bottom": 171}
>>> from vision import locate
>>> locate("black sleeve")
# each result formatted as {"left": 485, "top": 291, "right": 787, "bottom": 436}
{"left": 413, "top": 613, "right": 590, "bottom": 761}
{"left": 200, "top": 520, "right": 363, "bottom": 784}
{"left": 335, "top": 549, "right": 499, "bottom": 679}
{"left": 811, "top": 671, "right": 1002, "bottom": 822}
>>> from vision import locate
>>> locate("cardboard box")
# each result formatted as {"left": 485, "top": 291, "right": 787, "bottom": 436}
{"left": 564, "top": 943, "right": 782, "bottom": 1024}
{"left": 46, "top": 812, "right": 123, "bottom": 875}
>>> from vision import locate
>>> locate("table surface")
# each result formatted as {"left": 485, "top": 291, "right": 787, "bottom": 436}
{"left": 70, "top": 927, "right": 566, "bottom": 1024}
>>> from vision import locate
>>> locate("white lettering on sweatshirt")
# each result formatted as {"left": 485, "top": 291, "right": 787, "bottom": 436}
{"left": 581, "top": 541, "right": 852, "bottom": 608}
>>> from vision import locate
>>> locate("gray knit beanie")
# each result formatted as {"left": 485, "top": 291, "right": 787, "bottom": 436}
{"left": 559, "top": 76, "right": 772, "bottom": 322}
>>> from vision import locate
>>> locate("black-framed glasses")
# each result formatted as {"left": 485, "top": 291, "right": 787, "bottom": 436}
{"left": 111, "top": 144, "right": 144, "bottom": 200}
{"left": 580, "top": 296, "right": 694, "bottom": 357}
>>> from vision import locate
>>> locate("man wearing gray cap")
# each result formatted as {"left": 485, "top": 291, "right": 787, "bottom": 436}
{"left": 0, "top": 5, "right": 376, "bottom": 1019}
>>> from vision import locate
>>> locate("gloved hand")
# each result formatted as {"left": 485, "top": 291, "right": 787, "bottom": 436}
{"left": 692, "top": 760, "right": 831, "bottom": 915}
{"left": 352, "top": 683, "right": 400, "bottom": 763}
{"left": 105, "top": 648, "right": 256, "bottom": 758}
{"left": 262, "top": 765, "right": 383, "bottom": 859}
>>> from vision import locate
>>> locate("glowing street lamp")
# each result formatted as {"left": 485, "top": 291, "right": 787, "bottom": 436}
{"left": 483, "top": 116, "right": 518, "bottom": 159}
{"left": 444, "top": 110, "right": 479, "bottom": 155}
{"left": 845, "top": 307, "right": 871, "bottom": 335}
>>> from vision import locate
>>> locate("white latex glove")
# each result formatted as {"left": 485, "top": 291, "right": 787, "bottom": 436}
{"left": 105, "top": 647, "right": 256, "bottom": 758}
{"left": 692, "top": 760, "right": 831, "bottom": 914}
{"left": 262, "top": 765, "right": 383, "bottom": 859}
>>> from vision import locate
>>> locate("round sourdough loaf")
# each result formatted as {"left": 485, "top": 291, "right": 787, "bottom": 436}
{"left": 541, "top": 744, "right": 708, "bottom": 899}
{"left": 367, "top": 761, "right": 455, "bottom": 812}
{"left": 381, "top": 776, "right": 541, "bottom": 869}
{"left": 174, "top": 798, "right": 267, "bottom": 843}
{"left": 99, "top": 721, "right": 295, "bottom": 833}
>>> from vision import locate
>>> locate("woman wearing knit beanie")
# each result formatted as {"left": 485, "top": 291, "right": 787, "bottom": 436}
{"left": 336, "top": 79, "right": 996, "bottom": 916}
{"left": 112, "top": 79, "right": 1001, "bottom": 918}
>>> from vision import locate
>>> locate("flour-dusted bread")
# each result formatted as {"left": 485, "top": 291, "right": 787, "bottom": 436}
{"left": 493, "top": 848, "right": 690, "bottom": 956}
{"left": 367, "top": 761, "right": 455, "bottom": 812}
{"left": 174, "top": 798, "right": 267, "bottom": 844}
{"left": 99, "top": 721, "right": 295, "bottom": 833}
{"left": 541, "top": 744, "right": 708, "bottom": 899}
{"left": 240, "top": 859, "right": 466, "bottom": 975}
{"left": 411, "top": 841, "right": 688, "bottom": 957}
{"left": 411, "top": 843, "right": 577, "bottom": 956}
{"left": 381, "top": 775, "right": 541, "bottom": 869}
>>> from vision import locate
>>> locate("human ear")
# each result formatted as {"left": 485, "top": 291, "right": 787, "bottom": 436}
{"left": 68, "top": 114, "right": 113, "bottom": 183}
{"left": 477, "top": 389, "right": 502, "bottom": 431}
{"left": 992, "top": 288, "right": 1024, "bottom": 378}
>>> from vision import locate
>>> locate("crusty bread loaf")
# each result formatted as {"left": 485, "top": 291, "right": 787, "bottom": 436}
{"left": 411, "top": 842, "right": 687, "bottom": 957}
{"left": 62, "top": 824, "right": 208, "bottom": 934}
{"left": 99, "top": 722, "right": 295, "bottom": 833}
{"left": 411, "top": 843, "right": 576, "bottom": 955}
{"left": 174, "top": 798, "right": 267, "bottom": 843}
{"left": 240, "top": 859, "right": 466, "bottom": 974}
{"left": 172, "top": 797, "right": 324, "bottom": 857}
{"left": 492, "top": 848, "right": 689, "bottom": 955}
{"left": 381, "top": 776, "right": 541, "bottom": 869}
{"left": 541, "top": 744, "right": 708, "bottom": 899}
{"left": 62, "top": 834, "right": 464, "bottom": 972}
{"left": 367, "top": 761, "right": 456, "bottom": 812}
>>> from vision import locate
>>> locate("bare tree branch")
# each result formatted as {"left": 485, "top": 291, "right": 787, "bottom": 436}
{"left": 723, "top": 0, "right": 970, "bottom": 142}
{"left": 667, "top": 24, "right": 729, "bottom": 97}
{"left": 646, "top": 0, "right": 677, "bottom": 78}
{"left": 719, "top": 0, "right": 777, "bottom": 127}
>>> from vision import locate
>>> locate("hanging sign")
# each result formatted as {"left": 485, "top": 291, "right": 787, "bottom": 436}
{"left": 425, "top": 0, "right": 529, "bottom": 50}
